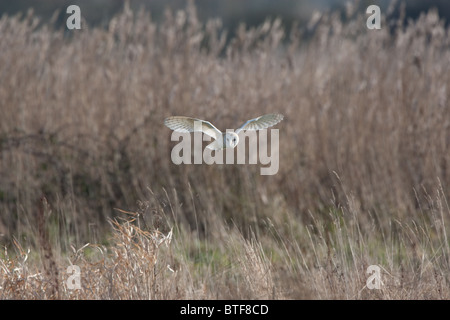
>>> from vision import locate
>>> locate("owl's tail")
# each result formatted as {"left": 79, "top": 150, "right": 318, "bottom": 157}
{"left": 206, "top": 140, "right": 223, "bottom": 150}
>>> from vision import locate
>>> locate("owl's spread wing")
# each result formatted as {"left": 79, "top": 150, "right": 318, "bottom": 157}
{"left": 235, "top": 113, "right": 284, "bottom": 134}
{"left": 164, "top": 116, "right": 222, "bottom": 141}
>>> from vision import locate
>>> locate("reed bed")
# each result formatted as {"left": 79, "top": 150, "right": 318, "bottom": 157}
{"left": 1, "top": 3, "right": 449, "bottom": 299}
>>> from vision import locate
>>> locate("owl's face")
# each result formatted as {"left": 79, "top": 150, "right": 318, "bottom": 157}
{"left": 224, "top": 132, "right": 239, "bottom": 148}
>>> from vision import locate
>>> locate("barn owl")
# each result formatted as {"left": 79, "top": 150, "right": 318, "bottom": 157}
{"left": 164, "top": 113, "right": 284, "bottom": 150}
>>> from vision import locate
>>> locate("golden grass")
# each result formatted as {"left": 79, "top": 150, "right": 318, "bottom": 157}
{"left": 1, "top": 3, "right": 450, "bottom": 299}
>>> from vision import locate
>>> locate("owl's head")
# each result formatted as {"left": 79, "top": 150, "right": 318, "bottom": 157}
{"left": 224, "top": 132, "right": 239, "bottom": 148}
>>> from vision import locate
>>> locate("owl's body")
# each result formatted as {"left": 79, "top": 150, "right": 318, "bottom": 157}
{"left": 164, "top": 114, "right": 284, "bottom": 151}
{"left": 204, "top": 132, "right": 239, "bottom": 150}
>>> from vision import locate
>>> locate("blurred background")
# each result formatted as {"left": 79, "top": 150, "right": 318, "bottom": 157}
{"left": 1, "top": 0, "right": 450, "bottom": 299}
{"left": 2, "top": 0, "right": 450, "bottom": 30}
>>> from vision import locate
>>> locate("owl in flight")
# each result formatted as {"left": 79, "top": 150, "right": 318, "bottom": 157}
{"left": 164, "top": 113, "right": 284, "bottom": 150}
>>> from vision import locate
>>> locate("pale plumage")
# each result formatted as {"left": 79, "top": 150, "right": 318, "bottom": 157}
{"left": 164, "top": 113, "right": 284, "bottom": 150}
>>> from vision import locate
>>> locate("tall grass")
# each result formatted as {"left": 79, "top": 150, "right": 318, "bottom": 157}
{"left": 1, "top": 3, "right": 449, "bottom": 299}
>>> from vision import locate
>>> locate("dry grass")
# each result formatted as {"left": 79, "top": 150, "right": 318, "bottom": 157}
{"left": 1, "top": 3, "right": 450, "bottom": 299}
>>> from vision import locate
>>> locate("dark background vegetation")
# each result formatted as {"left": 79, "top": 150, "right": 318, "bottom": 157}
{"left": 2, "top": 0, "right": 450, "bottom": 31}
